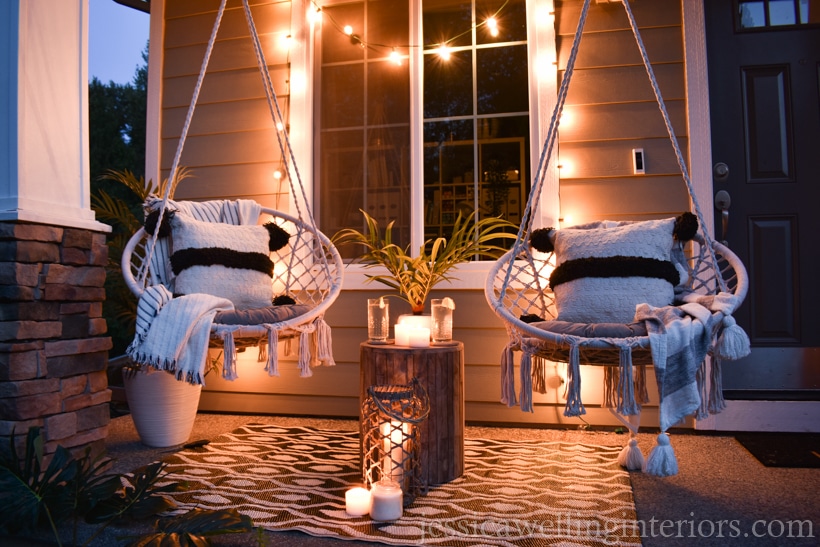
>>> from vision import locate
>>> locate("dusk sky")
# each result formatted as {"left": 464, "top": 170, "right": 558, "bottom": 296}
{"left": 88, "top": 0, "right": 150, "bottom": 85}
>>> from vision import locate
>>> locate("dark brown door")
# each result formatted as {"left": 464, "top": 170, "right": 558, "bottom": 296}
{"left": 705, "top": 0, "right": 820, "bottom": 399}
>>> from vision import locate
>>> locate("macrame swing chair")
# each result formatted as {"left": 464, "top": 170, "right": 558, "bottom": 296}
{"left": 485, "top": 0, "right": 750, "bottom": 476}
{"left": 122, "top": 0, "right": 343, "bottom": 382}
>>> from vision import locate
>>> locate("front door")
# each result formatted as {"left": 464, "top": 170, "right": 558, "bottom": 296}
{"left": 705, "top": 0, "right": 820, "bottom": 400}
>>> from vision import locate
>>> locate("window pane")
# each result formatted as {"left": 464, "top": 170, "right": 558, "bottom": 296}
{"left": 423, "top": 0, "right": 472, "bottom": 48}
{"left": 322, "top": 4, "right": 364, "bottom": 63}
{"left": 322, "top": 65, "right": 364, "bottom": 129}
{"left": 424, "top": 50, "right": 474, "bottom": 118}
{"left": 738, "top": 1, "right": 767, "bottom": 28}
{"left": 477, "top": 44, "right": 529, "bottom": 114}
{"left": 317, "top": 1, "right": 411, "bottom": 252}
{"left": 476, "top": 0, "right": 527, "bottom": 44}
{"left": 769, "top": 0, "right": 797, "bottom": 25}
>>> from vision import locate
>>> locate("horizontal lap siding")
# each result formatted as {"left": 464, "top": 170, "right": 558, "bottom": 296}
{"left": 160, "top": 0, "right": 291, "bottom": 205}
{"left": 556, "top": 0, "right": 689, "bottom": 226}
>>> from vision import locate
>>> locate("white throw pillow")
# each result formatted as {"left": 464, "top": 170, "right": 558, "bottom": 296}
{"left": 549, "top": 218, "right": 680, "bottom": 323}
{"left": 170, "top": 213, "right": 278, "bottom": 310}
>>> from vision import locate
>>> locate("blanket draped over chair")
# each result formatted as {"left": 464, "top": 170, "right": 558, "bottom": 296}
{"left": 507, "top": 291, "right": 750, "bottom": 476}
{"left": 126, "top": 198, "right": 335, "bottom": 385}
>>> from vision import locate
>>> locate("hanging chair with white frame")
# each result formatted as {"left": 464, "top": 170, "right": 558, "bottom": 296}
{"left": 122, "top": 0, "right": 343, "bottom": 383}
{"left": 484, "top": 0, "right": 750, "bottom": 476}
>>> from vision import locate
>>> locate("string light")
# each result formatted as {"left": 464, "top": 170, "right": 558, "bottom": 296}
{"left": 310, "top": 0, "right": 510, "bottom": 62}
{"left": 486, "top": 16, "right": 499, "bottom": 37}
{"left": 389, "top": 48, "right": 402, "bottom": 66}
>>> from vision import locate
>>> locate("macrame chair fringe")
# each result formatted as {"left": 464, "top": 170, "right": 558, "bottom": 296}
{"left": 120, "top": 0, "right": 343, "bottom": 386}
{"left": 532, "top": 355, "right": 549, "bottom": 394}
{"left": 483, "top": 0, "right": 750, "bottom": 478}
{"left": 500, "top": 342, "right": 517, "bottom": 407}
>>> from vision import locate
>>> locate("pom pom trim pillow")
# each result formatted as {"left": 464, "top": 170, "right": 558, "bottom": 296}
{"left": 169, "top": 213, "right": 289, "bottom": 310}
{"left": 544, "top": 217, "right": 688, "bottom": 324}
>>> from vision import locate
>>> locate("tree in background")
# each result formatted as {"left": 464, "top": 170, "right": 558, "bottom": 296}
{"left": 89, "top": 44, "right": 147, "bottom": 356}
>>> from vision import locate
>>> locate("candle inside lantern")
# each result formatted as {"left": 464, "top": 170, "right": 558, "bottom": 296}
{"left": 381, "top": 421, "right": 409, "bottom": 484}
{"left": 370, "top": 479, "right": 403, "bottom": 521}
{"left": 345, "top": 487, "right": 371, "bottom": 516}
{"left": 408, "top": 327, "right": 430, "bottom": 348}
{"left": 394, "top": 324, "right": 410, "bottom": 346}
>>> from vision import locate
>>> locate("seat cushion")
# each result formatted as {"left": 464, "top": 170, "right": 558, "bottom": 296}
{"left": 548, "top": 218, "right": 681, "bottom": 323}
{"left": 528, "top": 319, "right": 648, "bottom": 339}
{"left": 170, "top": 213, "right": 289, "bottom": 310}
{"left": 214, "top": 304, "right": 312, "bottom": 325}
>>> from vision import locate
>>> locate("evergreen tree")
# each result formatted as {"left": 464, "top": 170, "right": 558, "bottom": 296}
{"left": 89, "top": 43, "right": 148, "bottom": 356}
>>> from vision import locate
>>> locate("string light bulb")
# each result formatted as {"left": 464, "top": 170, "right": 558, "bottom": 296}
{"left": 486, "top": 17, "right": 499, "bottom": 37}
{"left": 389, "top": 48, "right": 402, "bottom": 66}
{"left": 273, "top": 170, "right": 282, "bottom": 180}
{"left": 343, "top": 25, "right": 353, "bottom": 35}
{"left": 276, "top": 121, "right": 285, "bottom": 131}
{"left": 437, "top": 45, "right": 451, "bottom": 61}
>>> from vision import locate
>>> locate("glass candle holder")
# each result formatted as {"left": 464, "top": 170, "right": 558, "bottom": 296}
{"left": 430, "top": 298, "right": 453, "bottom": 343}
{"left": 370, "top": 479, "right": 403, "bottom": 521}
{"left": 367, "top": 298, "right": 389, "bottom": 342}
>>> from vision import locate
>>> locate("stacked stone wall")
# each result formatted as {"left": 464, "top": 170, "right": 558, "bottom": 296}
{"left": 0, "top": 222, "right": 112, "bottom": 458}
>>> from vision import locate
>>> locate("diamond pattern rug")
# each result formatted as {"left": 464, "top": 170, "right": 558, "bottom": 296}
{"left": 159, "top": 424, "right": 641, "bottom": 546}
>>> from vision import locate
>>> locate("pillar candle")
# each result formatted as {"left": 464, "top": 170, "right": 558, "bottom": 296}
{"left": 394, "top": 324, "right": 410, "bottom": 346}
{"left": 408, "top": 327, "right": 430, "bottom": 348}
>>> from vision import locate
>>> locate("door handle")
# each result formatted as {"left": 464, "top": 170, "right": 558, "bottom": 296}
{"left": 714, "top": 190, "right": 731, "bottom": 245}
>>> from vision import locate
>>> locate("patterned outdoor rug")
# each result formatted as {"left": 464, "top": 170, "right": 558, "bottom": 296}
{"left": 159, "top": 424, "right": 641, "bottom": 546}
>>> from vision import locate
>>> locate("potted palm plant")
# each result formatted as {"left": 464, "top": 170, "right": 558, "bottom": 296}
{"left": 332, "top": 209, "right": 517, "bottom": 315}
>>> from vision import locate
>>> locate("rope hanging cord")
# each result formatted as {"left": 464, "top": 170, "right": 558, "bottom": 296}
{"left": 140, "top": 0, "right": 229, "bottom": 288}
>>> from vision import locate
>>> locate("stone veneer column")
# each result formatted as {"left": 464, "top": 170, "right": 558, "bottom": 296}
{"left": 0, "top": 222, "right": 112, "bottom": 457}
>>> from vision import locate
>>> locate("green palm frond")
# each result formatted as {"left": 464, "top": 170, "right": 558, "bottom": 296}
{"left": 333, "top": 209, "right": 517, "bottom": 313}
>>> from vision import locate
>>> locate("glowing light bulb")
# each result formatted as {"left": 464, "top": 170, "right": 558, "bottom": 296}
{"left": 307, "top": 7, "right": 322, "bottom": 24}
{"left": 276, "top": 121, "right": 284, "bottom": 131}
{"left": 343, "top": 25, "right": 353, "bottom": 36}
{"left": 486, "top": 17, "right": 499, "bottom": 37}
{"left": 280, "top": 34, "right": 292, "bottom": 48}
{"left": 437, "top": 45, "right": 451, "bottom": 61}
{"left": 389, "top": 48, "right": 402, "bottom": 66}
{"left": 273, "top": 170, "right": 282, "bottom": 180}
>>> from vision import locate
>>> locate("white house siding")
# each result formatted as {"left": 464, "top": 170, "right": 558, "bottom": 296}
{"left": 158, "top": 0, "right": 687, "bottom": 428}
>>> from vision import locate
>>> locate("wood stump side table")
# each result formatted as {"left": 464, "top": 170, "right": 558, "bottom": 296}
{"left": 359, "top": 341, "right": 465, "bottom": 486}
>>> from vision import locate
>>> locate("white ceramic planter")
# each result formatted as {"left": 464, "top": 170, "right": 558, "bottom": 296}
{"left": 123, "top": 367, "right": 202, "bottom": 448}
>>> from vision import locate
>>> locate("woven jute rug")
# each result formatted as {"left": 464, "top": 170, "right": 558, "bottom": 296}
{"left": 159, "top": 424, "right": 641, "bottom": 546}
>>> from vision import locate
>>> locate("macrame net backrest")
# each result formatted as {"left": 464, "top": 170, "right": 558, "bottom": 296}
{"left": 122, "top": 0, "right": 343, "bottom": 379}
{"left": 485, "top": 0, "right": 750, "bottom": 477}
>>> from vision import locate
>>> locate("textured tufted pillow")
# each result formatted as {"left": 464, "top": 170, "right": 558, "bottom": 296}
{"left": 170, "top": 213, "right": 289, "bottom": 310}
{"left": 545, "top": 218, "right": 682, "bottom": 323}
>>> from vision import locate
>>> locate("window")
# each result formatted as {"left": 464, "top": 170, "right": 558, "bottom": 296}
{"left": 315, "top": 0, "right": 531, "bottom": 259}
{"left": 737, "top": 0, "right": 818, "bottom": 29}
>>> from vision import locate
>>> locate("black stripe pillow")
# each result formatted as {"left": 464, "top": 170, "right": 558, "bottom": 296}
{"left": 532, "top": 217, "right": 691, "bottom": 323}
{"left": 170, "top": 213, "right": 290, "bottom": 310}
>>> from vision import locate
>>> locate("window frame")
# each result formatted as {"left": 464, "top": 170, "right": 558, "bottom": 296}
{"left": 300, "top": 0, "right": 559, "bottom": 289}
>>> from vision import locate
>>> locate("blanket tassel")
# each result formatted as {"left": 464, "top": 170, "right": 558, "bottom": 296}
{"left": 645, "top": 433, "right": 679, "bottom": 476}
{"left": 264, "top": 328, "right": 280, "bottom": 377}
{"left": 500, "top": 343, "right": 517, "bottom": 407}
{"left": 563, "top": 344, "right": 586, "bottom": 417}
{"left": 618, "top": 437, "right": 646, "bottom": 472}
{"left": 715, "top": 315, "right": 751, "bottom": 361}
{"left": 222, "top": 331, "right": 238, "bottom": 381}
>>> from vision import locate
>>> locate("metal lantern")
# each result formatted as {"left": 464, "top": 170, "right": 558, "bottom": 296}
{"left": 361, "top": 378, "right": 430, "bottom": 505}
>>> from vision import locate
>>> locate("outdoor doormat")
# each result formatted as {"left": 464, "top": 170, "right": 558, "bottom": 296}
{"left": 158, "top": 424, "right": 641, "bottom": 546}
{"left": 735, "top": 432, "right": 820, "bottom": 468}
